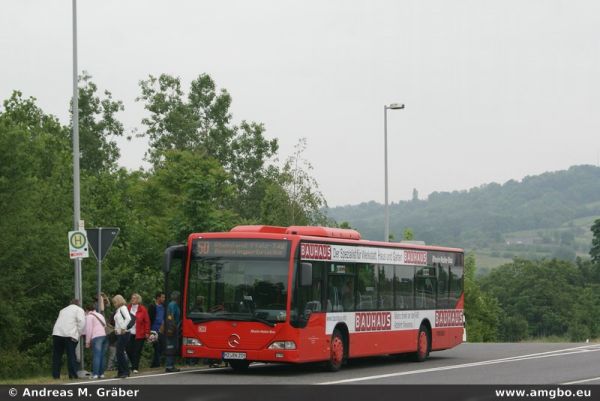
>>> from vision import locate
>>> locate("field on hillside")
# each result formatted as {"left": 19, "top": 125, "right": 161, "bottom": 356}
{"left": 471, "top": 214, "right": 599, "bottom": 272}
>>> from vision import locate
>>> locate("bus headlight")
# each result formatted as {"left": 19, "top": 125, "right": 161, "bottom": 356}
{"left": 183, "top": 337, "right": 203, "bottom": 346}
{"left": 268, "top": 341, "right": 296, "bottom": 350}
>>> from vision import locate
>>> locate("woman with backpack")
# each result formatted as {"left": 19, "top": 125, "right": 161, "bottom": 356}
{"left": 126, "top": 293, "right": 150, "bottom": 374}
{"left": 112, "top": 295, "right": 131, "bottom": 379}
{"left": 84, "top": 304, "right": 108, "bottom": 379}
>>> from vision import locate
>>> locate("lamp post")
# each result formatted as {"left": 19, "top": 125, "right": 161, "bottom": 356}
{"left": 71, "top": 0, "right": 86, "bottom": 375}
{"left": 384, "top": 103, "right": 405, "bottom": 242}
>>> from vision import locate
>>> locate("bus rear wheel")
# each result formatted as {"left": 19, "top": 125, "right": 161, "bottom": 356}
{"left": 325, "top": 329, "right": 345, "bottom": 371}
{"left": 229, "top": 360, "right": 250, "bottom": 372}
{"left": 411, "top": 324, "right": 430, "bottom": 362}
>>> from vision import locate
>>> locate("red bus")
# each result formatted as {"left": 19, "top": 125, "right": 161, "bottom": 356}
{"left": 163, "top": 225, "right": 464, "bottom": 372}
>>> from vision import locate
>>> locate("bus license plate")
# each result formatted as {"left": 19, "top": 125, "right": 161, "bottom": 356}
{"left": 223, "top": 352, "right": 246, "bottom": 360}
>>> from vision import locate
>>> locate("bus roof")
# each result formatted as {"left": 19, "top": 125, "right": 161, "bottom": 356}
{"left": 230, "top": 225, "right": 361, "bottom": 240}
{"left": 226, "top": 225, "right": 463, "bottom": 254}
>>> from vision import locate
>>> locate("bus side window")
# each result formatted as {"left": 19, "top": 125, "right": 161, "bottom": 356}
{"left": 437, "top": 265, "right": 450, "bottom": 309}
{"left": 329, "top": 286, "right": 343, "bottom": 312}
{"left": 356, "top": 264, "right": 375, "bottom": 311}
{"left": 450, "top": 263, "right": 464, "bottom": 308}
{"left": 327, "top": 275, "right": 349, "bottom": 312}
{"left": 378, "top": 265, "right": 394, "bottom": 311}
{"left": 395, "top": 265, "right": 414, "bottom": 310}
{"left": 396, "top": 295, "right": 405, "bottom": 309}
{"left": 415, "top": 267, "right": 436, "bottom": 309}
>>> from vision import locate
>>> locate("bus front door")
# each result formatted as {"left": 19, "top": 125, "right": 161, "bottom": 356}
{"left": 163, "top": 244, "right": 187, "bottom": 304}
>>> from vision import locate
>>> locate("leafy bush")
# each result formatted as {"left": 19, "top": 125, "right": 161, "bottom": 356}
{"left": 568, "top": 323, "right": 591, "bottom": 342}
{"left": 500, "top": 315, "right": 528, "bottom": 342}
{"left": 0, "top": 349, "right": 47, "bottom": 379}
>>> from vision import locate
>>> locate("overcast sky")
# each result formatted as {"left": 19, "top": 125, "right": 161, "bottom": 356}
{"left": 2, "top": 0, "right": 599, "bottom": 206}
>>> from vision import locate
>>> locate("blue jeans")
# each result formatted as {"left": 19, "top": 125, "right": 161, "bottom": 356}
{"left": 91, "top": 336, "right": 108, "bottom": 376}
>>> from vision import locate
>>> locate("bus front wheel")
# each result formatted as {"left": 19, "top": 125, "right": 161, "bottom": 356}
{"left": 229, "top": 360, "right": 250, "bottom": 372}
{"left": 325, "top": 329, "right": 345, "bottom": 371}
{"left": 411, "top": 324, "right": 430, "bottom": 362}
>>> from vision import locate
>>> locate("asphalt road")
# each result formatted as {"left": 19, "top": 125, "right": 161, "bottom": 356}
{"left": 77, "top": 343, "right": 600, "bottom": 385}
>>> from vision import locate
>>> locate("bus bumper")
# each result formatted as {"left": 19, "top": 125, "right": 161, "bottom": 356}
{"left": 181, "top": 345, "right": 304, "bottom": 363}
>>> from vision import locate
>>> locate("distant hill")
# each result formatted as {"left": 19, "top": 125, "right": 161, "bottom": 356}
{"left": 327, "top": 165, "right": 600, "bottom": 272}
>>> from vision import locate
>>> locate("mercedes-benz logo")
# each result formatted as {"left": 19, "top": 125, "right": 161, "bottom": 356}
{"left": 228, "top": 334, "right": 241, "bottom": 348}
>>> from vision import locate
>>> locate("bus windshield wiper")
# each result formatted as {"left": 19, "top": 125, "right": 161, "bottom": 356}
{"left": 196, "top": 312, "right": 275, "bottom": 327}
{"left": 246, "top": 314, "right": 275, "bottom": 327}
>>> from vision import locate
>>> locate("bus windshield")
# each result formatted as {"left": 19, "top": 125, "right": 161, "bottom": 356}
{"left": 187, "top": 239, "right": 290, "bottom": 325}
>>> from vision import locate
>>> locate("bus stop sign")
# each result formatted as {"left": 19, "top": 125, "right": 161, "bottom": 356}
{"left": 68, "top": 230, "right": 89, "bottom": 259}
{"left": 87, "top": 227, "right": 120, "bottom": 261}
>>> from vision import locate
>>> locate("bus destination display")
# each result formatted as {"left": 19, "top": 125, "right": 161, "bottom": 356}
{"left": 193, "top": 239, "right": 289, "bottom": 259}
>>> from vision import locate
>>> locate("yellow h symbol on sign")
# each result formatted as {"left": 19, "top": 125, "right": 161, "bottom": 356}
{"left": 70, "top": 232, "right": 87, "bottom": 249}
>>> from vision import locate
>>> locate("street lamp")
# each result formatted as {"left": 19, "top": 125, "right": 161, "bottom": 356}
{"left": 384, "top": 103, "right": 405, "bottom": 242}
{"left": 71, "top": 0, "right": 87, "bottom": 376}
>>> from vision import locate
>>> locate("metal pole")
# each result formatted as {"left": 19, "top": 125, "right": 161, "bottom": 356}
{"left": 72, "top": 0, "right": 84, "bottom": 372}
{"left": 72, "top": 0, "right": 80, "bottom": 309}
{"left": 384, "top": 105, "right": 389, "bottom": 242}
{"left": 97, "top": 228, "right": 102, "bottom": 313}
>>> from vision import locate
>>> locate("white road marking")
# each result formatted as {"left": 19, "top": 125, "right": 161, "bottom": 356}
{"left": 562, "top": 376, "right": 600, "bottom": 385}
{"left": 71, "top": 367, "right": 229, "bottom": 385}
{"left": 319, "top": 344, "right": 600, "bottom": 385}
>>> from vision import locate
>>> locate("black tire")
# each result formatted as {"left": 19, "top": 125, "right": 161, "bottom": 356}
{"left": 229, "top": 360, "right": 250, "bottom": 372}
{"left": 411, "top": 324, "right": 430, "bottom": 362}
{"left": 324, "top": 329, "right": 345, "bottom": 371}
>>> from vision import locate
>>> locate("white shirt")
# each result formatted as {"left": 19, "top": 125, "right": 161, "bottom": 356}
{"left": 129, "top": 304, "right": 138, "bottom": 335}
{"left": 52, "top": 304, "right": 86, "bottom": 340}
{"left": 114, "top": 305, "right": 131, "bottom": 334}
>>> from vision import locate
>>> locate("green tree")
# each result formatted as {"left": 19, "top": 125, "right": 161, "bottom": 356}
{"left": 0, "top": 92, "right": 73, "bottom": 377}
{"left": 259, "top": 179, "right": 293, "bottom": 226}
{"left": 591, "top": 218, "right": 600, "bottom": 264}
{"left": 126, "top": 149, "right": 234, "bottom": 249}
{"left": 499, "top": 315, "right": 528, "bottom": 342}
{"left": 463, "top": 253, "right": 501, "bottom": 341}
{"left": 137, "top": 73, "right": 278, "bottom": 221}
{"left": 270, "top": 138, "right": 328, "bottom": 226}
{"left": 76, "top": 72, "right": 124, "bottom": 173}
{"left": 0, "top": 87, "right": 148, "bottom": 378}
{"left": 138, "top": 73, "right": 233, "bottom": 164}
{"left": 480, "top": 258, "right": 582, "bottom": 338}
{"left": 576, "top": 257, "right": 600, "bottom": 285}
{"left": 569, "top": 285, "right": 600, "bottom": 341}
{"left": 403, "top": 228, "right": 414, "bottom": 241}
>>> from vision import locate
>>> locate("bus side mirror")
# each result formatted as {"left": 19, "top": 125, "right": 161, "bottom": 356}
{"left": 300, "top": 263, "right": 313, "bottom": 287}
{"left": 163, "top": 244, "right": 186, "bottom": 273}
